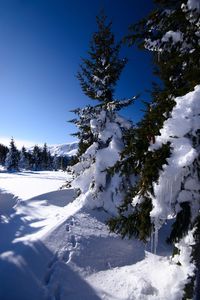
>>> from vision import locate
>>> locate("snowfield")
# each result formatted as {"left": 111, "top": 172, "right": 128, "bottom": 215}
{"left": 0, "top": 170, "right": 68, "bottom": 200}
{"left": 0, "top": 170, "right": 189, "bottom": 299}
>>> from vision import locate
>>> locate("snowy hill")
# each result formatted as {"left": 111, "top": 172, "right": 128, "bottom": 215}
{"left": 47, "top": 142, "right": 78, "bottom": 157}
{"left": 28, "top": 142, "right": 78, "bottom": 157}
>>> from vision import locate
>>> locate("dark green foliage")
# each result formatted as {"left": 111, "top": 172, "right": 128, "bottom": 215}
{"left": 41, "top": 143, "right": 49, "bottom": 170}
{"left": 181, "top": 216, "right": 200, "bottom": 299}
{"left": 25, "top": 144, "right": 54, "bottom": 171}
{"left": 127, "top": 0, "right": 200, "bottom": 97}
{"left": 32, "top": 145, "right": 42, "bottom": 171}
{"left": 167, "top": 202, "right": 191, "bottom": 244}
{"left": 19, "top": 146, "right": 29, "bottom": 169}
{"left": 68, "top": 155, "right": 79, "bottom": 166}
{"left": 72, "top": 12, "right": 132, "bottom": 161}
{"left": 108, "top": 196, "right": 153, "bottom": 242}
{"left": 108, "top": 2, "right": 200, "bottom": 273}
{"left": 70, "top": 106, "right": 95, "bottom": 158}
{"left": 109, "top": 142, "right": 171, "bottom": 241}
{"left": 0, "top": 143, "right": 9, "bottom": 165}
{"left": 183, "top": 276, "right": 196, "bottom": 300}
{"left": 138, "top": 142, "right": 171, "bottom": 195}
{"left": 77, "top": 12, "right": 127, "bottom": 102}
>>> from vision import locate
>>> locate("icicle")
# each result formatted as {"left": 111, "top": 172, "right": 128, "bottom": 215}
{"left": 154, "top": 224, "right": 159, "bottom": 254}
{"left": 150, "top": 230, "right": 154, "bottom": 253}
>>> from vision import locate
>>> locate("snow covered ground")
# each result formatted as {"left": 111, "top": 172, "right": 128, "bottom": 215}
{"left": 0, "top": 170, "right": 68, "bottom": 200}
{"left": 0, "top": 170, "right": 188, "bottom": 300}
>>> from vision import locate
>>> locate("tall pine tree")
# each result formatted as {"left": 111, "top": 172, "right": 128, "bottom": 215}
{"left": 70, "top": 12, "right": 135, "bottom": 214}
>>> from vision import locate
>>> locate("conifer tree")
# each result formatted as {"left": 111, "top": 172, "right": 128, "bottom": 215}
{"left": 108, "top": 1, "right": 200, "bottom": 297}
{"left": 19, "top": 146, "right": 29, "bottom": 170}
{"left": 0, "top": 144, "right": 9, "bottom": 165}
{"left": 53, "top": 155, "right": 59, "bottom": 171}
{"left": 41, "top": 143, "right": 49, "bottom": 170}
{"left": 5, "top": 138, "right": 19, "bottom": 172}
{"left": 26, "top": 151, "right": 33, "bottom": 170}
{"left": 71, "top": 12, "right": 135, "bottom": 214}
{"left": 47, "top": 150, "right": 53, "bottom": 170}
{"left": 32, "top": 145, "right": 42, "bottom": 171}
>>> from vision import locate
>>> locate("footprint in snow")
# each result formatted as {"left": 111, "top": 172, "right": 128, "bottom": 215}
{"left": 65, "top": 224, "right": 70, "bottom": 232}
{"left": 62, "top": 250, "right": 70, "bottom": 263}
{"left": 70, "top": 235, "right": 77, "bottom": 248}
{"left": 70, "top": 218, "right": 74, "bottom": 226}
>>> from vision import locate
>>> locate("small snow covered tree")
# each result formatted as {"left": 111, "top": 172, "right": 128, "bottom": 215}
{"left": 5, "top": 138, "right": 19, "bottom": 172}
{"left": 70, "top": 12, "right": 135, "bottom": 214}
{"left": 108, "top": 1, "right": 200, "bottom": 298}
{"left": 19, "top": 146, "right": 29, "bottom": 170}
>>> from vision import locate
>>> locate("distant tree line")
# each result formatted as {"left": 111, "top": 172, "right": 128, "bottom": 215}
{"left": 0, "top": 138, "right": 73, "bottom": 172}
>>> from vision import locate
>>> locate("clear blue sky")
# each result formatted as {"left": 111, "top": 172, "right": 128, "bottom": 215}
{"left": 0, "top": 0, "right": 154, "bottom": 147}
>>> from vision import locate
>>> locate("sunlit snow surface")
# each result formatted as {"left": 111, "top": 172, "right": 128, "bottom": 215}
{"left": 0, "top": 170, "right": 68, "bottom": 200}
{"left": 0, "top": 169, "right": 191, "bottom": 299}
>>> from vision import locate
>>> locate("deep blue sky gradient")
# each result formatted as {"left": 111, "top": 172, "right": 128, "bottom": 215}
{"left": 0, "top": 0, "right": 154, "bottom": 145}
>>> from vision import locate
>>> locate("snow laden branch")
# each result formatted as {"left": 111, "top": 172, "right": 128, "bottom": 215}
{"left": 149, "top": 85, "right": 200, "bottom": 231}
{"left": 71, "top": 102, "right": 133, "bottom": 215}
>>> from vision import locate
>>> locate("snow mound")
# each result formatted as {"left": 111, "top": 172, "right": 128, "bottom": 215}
{"left": 87, "top": 251, "right": 188, "bottom": 300}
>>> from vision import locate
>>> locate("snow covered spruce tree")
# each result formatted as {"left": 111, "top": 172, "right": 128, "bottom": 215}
{"left": 5, "top": 138, "right": 19, "bottom": 172}
{"left": 19, "top": 146, "right": 29, "bottom": 170}
{"left": 70, "top": 13, "right": 135, "bottom": 214}
{"left": 108, "top": 1, "right": 200, "bottom": 297}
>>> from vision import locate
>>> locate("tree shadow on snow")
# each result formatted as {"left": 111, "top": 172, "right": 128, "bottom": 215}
{"left": 28, "top": 188, "right": 75, "bottom": 207}
{"left": 0, "top": 191, "right": 45, "bottom": 254}
{"left": 0, "top": 190, "right": 101, "bottom": 300}
{"left": 0, "top": 240, "right": 101, "bottom": 300}
{"left": 0, "top": 190, "right": 19, "bottom": 215}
